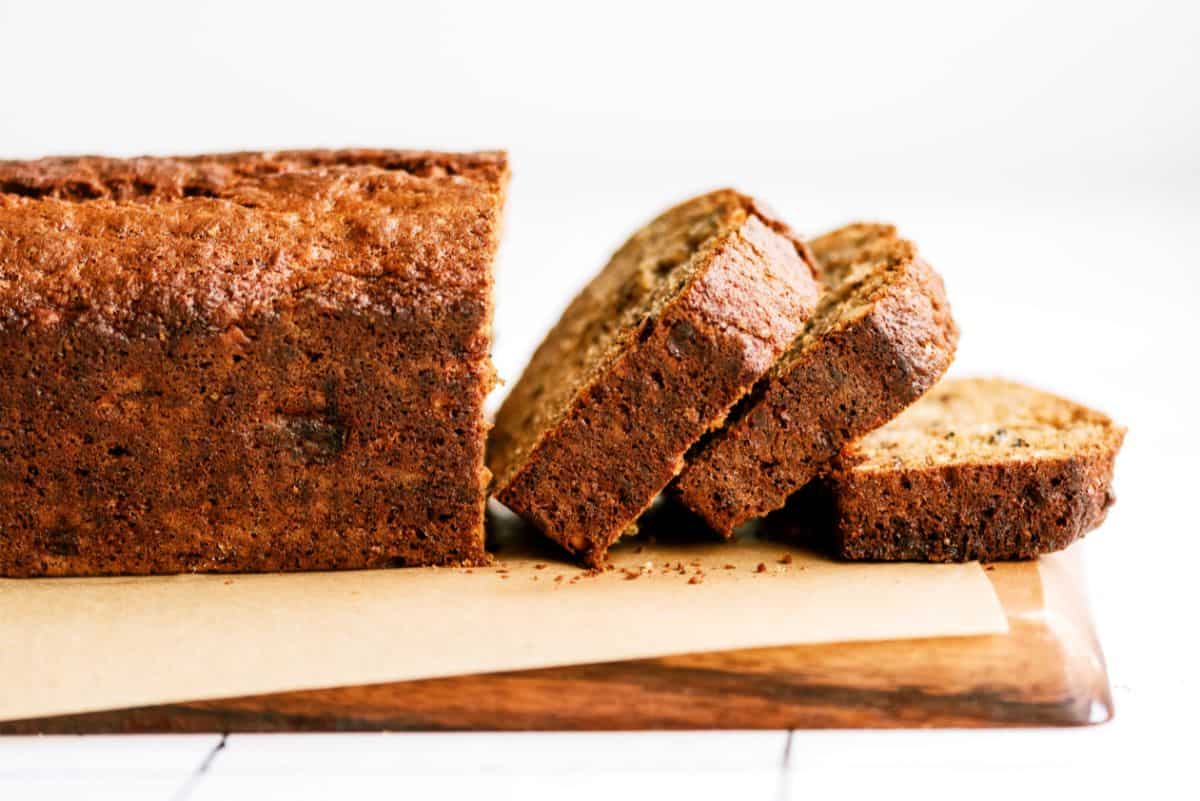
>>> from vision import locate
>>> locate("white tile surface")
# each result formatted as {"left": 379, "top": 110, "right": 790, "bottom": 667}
{"left": 185, "top": 733, "right": 787, "bottom": 801}
{"left": 0, "top": 734, "right": 219, "bottom": 776}
{"left": 208, "top": 731, "right": 787, "bottom": 774}
{"left": 0, "top": 727, "right": 1170, "bottom": 801}
{"left": 0, "top": 735, "right": 220, "bottom": 801}
{"left": 189, "top": 772, "right": 787, "bottom": 801}
{"left": 783, "top": 727, "right": 1170, "bottom": 799}
{"left": 788, "top": 727, "right": 1135, "bottom": 771}
{"left": 1, "top": 775, "right": 195, "bottom": 801}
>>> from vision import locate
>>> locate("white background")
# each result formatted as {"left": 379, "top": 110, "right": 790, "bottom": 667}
{"left": 1, "top": 0, "right": 1197, "bottom": 798}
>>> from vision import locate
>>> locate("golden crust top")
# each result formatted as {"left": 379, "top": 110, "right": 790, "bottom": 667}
{"left": 0, "top": 150, "right": 508, "bottom": 332}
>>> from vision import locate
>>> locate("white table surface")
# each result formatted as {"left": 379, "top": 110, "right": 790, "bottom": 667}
{"left": 1, "top": 2, "right": 1195, "bottom": 797}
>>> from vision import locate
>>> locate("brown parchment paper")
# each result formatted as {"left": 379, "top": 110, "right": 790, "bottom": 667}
{"left": 0, "top": 516, "right": 1006, "bottom": 722}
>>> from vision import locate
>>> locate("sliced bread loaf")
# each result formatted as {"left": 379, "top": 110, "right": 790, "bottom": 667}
{"left": 771, "top": 378, "right": 1126, "bottom": 561}
{"left": 488, "top": 190, "right": 821, "bottom": 565}
{"left": 672, "top": 223, "right": 958, "bottom": 535}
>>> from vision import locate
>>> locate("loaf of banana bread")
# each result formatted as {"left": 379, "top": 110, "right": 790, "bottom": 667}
{"left": 488, "top": 190, "right": 821, "bottom": 566}
{"left": 768, "top": 378, "right": 1125, "bottom": 561}
{"left": 0, "top": 149, "right": 508, "bottom": 576}
{"left": 673, "top": 223, "right": 957, "bottom": 535}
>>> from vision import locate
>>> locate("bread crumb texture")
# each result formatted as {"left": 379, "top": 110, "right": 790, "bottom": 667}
{"left": 674, "top": 222, "right": 958, "bottom": 535}
{"left": 772, "top": 377, "right": 1126, "bottom": 562}
{"left": 0, "top": 150, "right": 508, "bottom": 576}
{"left": 489, "top": 190, "right": 820, "bottom": 565}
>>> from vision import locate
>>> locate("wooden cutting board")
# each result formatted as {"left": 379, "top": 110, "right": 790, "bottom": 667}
{"left": 0, "top": 549, "right": 1110, "bottom": 733}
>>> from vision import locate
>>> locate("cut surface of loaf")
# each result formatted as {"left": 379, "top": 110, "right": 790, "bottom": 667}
{"left": 771, "top": 378, "right": 1126, "bottom": 561}
{"left": 0, "top": 149, "right": 508, "bottom": 576}
{"left": 488, "top": 190, "right": 821, "bottom": 565}
{"left": 673, "top": 223, "right": 958, "bottom": 535}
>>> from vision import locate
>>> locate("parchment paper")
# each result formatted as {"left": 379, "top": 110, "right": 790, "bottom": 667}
{"left": 0, "top": 511, "right": 1007, "bottom": 722}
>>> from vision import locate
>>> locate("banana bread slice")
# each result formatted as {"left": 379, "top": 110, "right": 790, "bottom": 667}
{"left": 673, "top": 223, "right": 958, "bottom": 535}
{"left": 770, "top": 378, "right": 1126, "bottom": 561}
{"left": 0, "top": 149, "right": 507, "bottom": 576}
{"left": 488, "top": 190, "right": 821, "bottom": 566}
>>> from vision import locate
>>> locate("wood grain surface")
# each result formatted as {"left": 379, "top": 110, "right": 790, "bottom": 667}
{"left": 0, "top": 546, "right": 1110, "bottom": 733}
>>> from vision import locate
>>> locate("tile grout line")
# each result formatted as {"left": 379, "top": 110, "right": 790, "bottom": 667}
{"left": 775, "top": 729, "right": 795, "bottom": 801}
{"left": 169, "top": 733, "right": 227, "bottom": 801}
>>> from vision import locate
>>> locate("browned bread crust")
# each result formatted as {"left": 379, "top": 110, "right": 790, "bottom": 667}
{"left": 673, "top": 223, "right": 958, "bottom": 535}
{"left": 488, "top": 191, "right": 821, "bottom": 566}
{"left": 0, "top": 149, "right": 508, "bottom": 576}
{"left": 769, "top": 378, "right": 1125, "bottom": 561}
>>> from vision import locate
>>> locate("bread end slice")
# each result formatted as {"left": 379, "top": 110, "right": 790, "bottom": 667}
{"left": 772, "top": 378, "right": 1125, "bottom": 562}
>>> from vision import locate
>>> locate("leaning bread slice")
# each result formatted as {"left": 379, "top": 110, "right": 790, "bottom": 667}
{"left": 772, "top": 378, "right": 1126, "bottom": 561}
{"left": 488, "top": 190, "right": 821, "bottom": 566}
{"left": 673, "top": 223, "right": 958, "bottom": 535}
